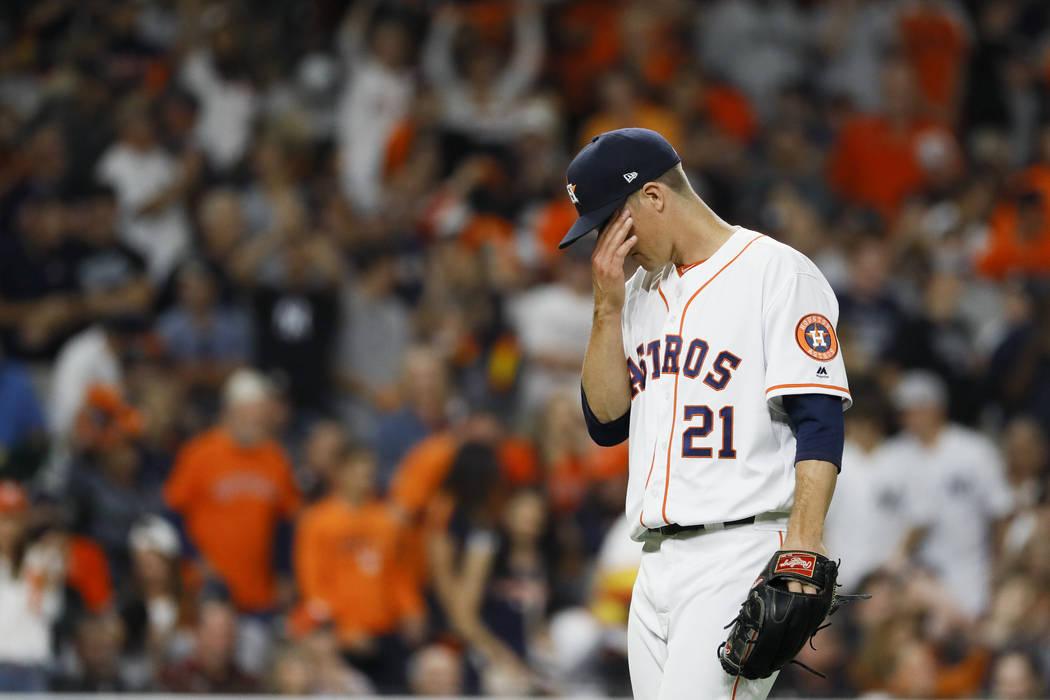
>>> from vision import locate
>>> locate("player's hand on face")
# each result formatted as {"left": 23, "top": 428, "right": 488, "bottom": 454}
{"left": 590, "top": 207, "right": 637, "bottom": 315}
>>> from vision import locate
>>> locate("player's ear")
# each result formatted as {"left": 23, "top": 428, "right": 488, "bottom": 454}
{"left": 639, "top": 181, "right": 665, "bottom": 213}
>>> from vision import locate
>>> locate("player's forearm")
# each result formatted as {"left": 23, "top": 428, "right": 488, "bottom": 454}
{"left": 784, "top": 459, "right": 838, "bottom": 551}
{"left": 581, "top": 308, "right": 631, "bottom": 422}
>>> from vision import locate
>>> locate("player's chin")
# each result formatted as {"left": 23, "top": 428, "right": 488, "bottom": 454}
{"left": 629, "top": 250, "right": 653, "bottom": 271}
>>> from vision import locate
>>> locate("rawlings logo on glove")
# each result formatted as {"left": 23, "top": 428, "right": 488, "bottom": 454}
{"left": 773, "top": 552, "right": 816, "bottom": 577}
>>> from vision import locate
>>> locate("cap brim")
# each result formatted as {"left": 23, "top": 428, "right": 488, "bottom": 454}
{"left": 558, "top": 198, "right": 624, "bottom": 249}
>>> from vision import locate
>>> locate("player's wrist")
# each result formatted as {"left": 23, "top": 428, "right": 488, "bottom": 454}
{"left": 781, "top": 534, "right": 826, "bottom": 555}
{"left": 592, "top": 301, "right": 623, "bottom": 323}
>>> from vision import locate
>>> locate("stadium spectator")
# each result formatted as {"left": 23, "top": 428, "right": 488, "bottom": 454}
{"left": 335, "top": 0, "right": 415, "bottom": 214}
{"left": 49, "top": 320, "right": 130, "bottom": 439}
{"left": 428, "top": 441, "right": 531, "bottom": 689}
{"left": 183, "top": 187, "right": 247, "bottom": 305}
{"left": 66, "top": 184, "right": 153, "bottom": 321}
{"left": 158, "top": 597, "right": 257, "bottom": 693}
{"left": 164, "top": 369, "right": 300, "bottom": 614}
{"left": 0, "top": 193, "right": 82, "bottom": 358}
{"left": 697, "top": 0, "right": 810, "bottom": 118}
{"left": 828, "top": 59, "right": 960, "bottom": 220}
{"left": 976, "top": 163, "right": 1050, "bottom": 279}
{"left": 65, "top": 383, "right": 147, "bottom": 576}
{"left": 0, "top": 482, "right": 63, "bottom": 691}
{"left": 297, "top": 419, "right": 348, "bottom": 502}
{"left": 95, "top": 96, "right": 194, "bottom": 281}
{"left": 887, "top": 371, "right": 1014, "bottom": 616}
{"left": 407, "top": 644, "right": 464, "bottom": 697}
{"left": 0, "top": 345, "right": 47, "bottom": 474}
{"left": 237, "top": 228, "right": 343, "bottom": 414}
{"left": 337, "top": 244, "right": 412, "bottom": 443}
{"left": 177, "top": 6, "right": 259, "bottom": 174}
{"left": 55, "top": 612, "right": 130, "bottom": 692}
{"left": 1001, "top": 416, "right": 1049, "bottom": 509}
{"left": 156, "top": 260, "right": 251, "bottom": 396}
{"left": 896, "top": 0, "right": 970, "bottom": 119}
{"left": 119, "top": 515, "right": 184, "bottom": 664}
{"left": 422, "top": 1, "right": 544, "bottom": 147}
{"left": 578, "top": 70, "right": 683, "bottom": 150}
{"left": 294, "top": 444, "right": 424, "bottom": 690}
{"left": 374, "top": 347, "right": 452, "bottom": 484}
{"left": 989, "top": 648, "right": 1047, "bottom": 699}
{"left": 509, "top": 247, "right": 593, "bottom": 415}
{"left": 834, "top": 234, "right": 906, "bottom": 368}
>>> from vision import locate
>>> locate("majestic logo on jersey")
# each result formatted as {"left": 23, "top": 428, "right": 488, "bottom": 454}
{"left": 795, "top": 313, "right": 838, "bottom": 361}
{"left": 773, "top": 552, "right": 817, "bottom": 577}
{"left": 816, "top": 366, "right": 828, "bottom": 378}
{"left": 566, "top": 183, "right": 579, "bottom": 204}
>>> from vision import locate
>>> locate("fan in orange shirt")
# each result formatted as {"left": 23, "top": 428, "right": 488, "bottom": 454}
{"left": 976, "top": 165, "right": 1050, "bottom": 279}
{"left": 897, "top": 1, "right": 969, "bottom": 118}
{"left": 164, "top": 370, "right": 300, "bottom": 613}
{"left": 295, "top": 445, "right": 424, "bottom": 691}
{"left": 578, "top": 71, "right": 683, "bottom": 151}
{"left": 828, "top": 61, "right": 960, "bottom": 221}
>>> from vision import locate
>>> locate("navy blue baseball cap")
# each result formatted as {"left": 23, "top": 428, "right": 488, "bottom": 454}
{"left": 559, "top": 127, "right": 681, "bottom": 249}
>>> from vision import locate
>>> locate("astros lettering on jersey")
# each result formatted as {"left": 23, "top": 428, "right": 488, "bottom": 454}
{"left": 621, "top": 227, "right": 851, "bottom": 539}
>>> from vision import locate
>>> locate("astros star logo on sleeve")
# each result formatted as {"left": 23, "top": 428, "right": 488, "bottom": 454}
{"left": 795, "top": 313, "right": 838, "bottom": 361}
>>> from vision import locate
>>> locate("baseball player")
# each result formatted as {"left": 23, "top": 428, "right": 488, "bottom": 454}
{"left": 561, "top": 128, "right": 852, "bottom": 699}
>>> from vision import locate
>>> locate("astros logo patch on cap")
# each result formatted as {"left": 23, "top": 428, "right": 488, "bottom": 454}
{"left": 795, "top": 314, "right": 838, "bottom": 361}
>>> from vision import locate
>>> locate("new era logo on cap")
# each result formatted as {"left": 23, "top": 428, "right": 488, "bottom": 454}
{"left": 559, "top": 128, "right": 681, "bottom": 249}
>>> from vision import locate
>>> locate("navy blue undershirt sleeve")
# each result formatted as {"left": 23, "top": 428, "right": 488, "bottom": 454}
{"left": 581, "top": 386, "right": 630, "bottom": 446}
{"left": 782, "top": 393, "right": 844, "bottom": 471}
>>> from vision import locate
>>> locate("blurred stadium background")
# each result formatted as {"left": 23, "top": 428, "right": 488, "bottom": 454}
{"left": 1, "top": 0, "right": 1050, "bottom": 697}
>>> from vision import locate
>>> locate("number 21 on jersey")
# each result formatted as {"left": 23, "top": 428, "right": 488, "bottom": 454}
{"left": 682, "top": 405, "right": 736, "bottom": 459}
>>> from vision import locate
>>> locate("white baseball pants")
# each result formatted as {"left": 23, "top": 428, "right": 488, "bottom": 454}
{"left": 627, "top": 520, "right": 787, "bottom": 700}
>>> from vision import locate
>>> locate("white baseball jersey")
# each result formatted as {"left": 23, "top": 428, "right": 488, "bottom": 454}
{"left": 884, "top": 424, "right": 1013, "bottom": 615}
{"left": 622, "top": 227, "right": 850, "bottom": 539}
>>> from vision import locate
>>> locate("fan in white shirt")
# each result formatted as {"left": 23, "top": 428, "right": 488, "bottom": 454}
{"left": 96, "top": 100, "right": 193, "bottom": 281}
{"left": 887, "top": 371, "right": 1013, "bottom": 617}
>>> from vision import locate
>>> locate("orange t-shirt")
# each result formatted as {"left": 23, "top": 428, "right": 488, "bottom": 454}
{"left": 976, "top": 165, "right": 1050, "bottom": 279}
{"left": 898, "top": 7, "right": 968, "bottom": 114}
{"left": 164, "top": 427, "right": 300, "bottom": 612}
{"left": 578, "top": 104, "right": 683, "bottom": 152}
{"left": 66, "top": 536, "right": 112, "bottom": 612}
{"left": 703, "top": 85, "right": 757, "bottom": 145}
{"left": 295, "top": 497, "right": 422, "bottom": 643}
{"left": 827, "top": 115, "right": 952, "bottom": 220}
{"left": 553, "top": 1, "right": 625, "bottom": 116}
{"left": 389, "top": 433, "right": 459, "bottom": 518}
{"left": 388, "top": 433, "right": 458, "bottom": 589}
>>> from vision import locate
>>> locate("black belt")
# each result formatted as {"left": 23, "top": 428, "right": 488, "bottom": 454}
{"left": 651, "top": 515, "right": 756, "bottom": 537}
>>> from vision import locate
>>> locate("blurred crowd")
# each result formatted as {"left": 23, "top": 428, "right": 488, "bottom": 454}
{"left": 2, "top": 0, "right": 1050, "bottom": 697}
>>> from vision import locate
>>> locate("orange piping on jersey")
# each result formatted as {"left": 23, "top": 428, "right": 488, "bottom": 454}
{"left": 640, "top": 449, "right": 657, "bottom": 528}
{"left": 765, "top": 383, "right": 851, "bottom": 396}
{"left": 731, "top": 675, "right": 741, "bottom": 699}
{"left": 661, "top": 234, "right": 764, "bottom": 525}
{"left": 657, "top": 285, "right": 669, "bottom": 311}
